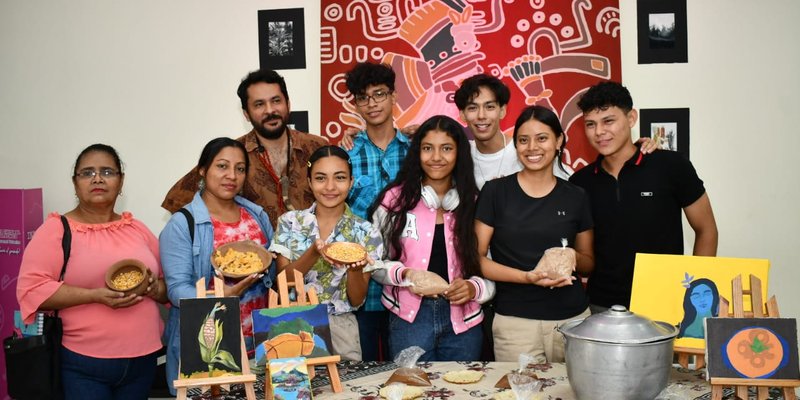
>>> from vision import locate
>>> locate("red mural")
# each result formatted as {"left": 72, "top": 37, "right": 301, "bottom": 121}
{"left": 321, "top": 0, "right": 621, "bottom": 170}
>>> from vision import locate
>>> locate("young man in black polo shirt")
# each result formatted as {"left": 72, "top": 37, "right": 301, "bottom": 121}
{"left": 570, "top": 81, "right": 718, "bottom": 313}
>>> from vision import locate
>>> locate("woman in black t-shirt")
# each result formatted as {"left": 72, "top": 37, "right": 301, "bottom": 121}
{"left": 474, "top": 105, "right": 594, "bottom": 363}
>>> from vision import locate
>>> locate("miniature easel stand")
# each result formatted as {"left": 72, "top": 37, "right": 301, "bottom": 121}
{"left": 263, "top": 269, "right": 343, "bottom": 400}
{"left": 710, "top": 274, "right": 799, "bottom": 400}
{"left": 173, "top": 277, "right": 257, "bottom": 400}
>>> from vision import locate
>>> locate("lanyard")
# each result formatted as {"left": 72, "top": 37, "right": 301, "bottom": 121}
{"left": 255, "top": 132, "right": 294, "bottom": 213}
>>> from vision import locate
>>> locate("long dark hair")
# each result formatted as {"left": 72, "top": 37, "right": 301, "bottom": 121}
{"left": 513, "top": 105, "right": 567, "bottom": 174}
{"left": 370, "top": 115, "right": 481, "bottom": 278}
{"left": 677, "top": 278, "right": 720, "bottom": 338}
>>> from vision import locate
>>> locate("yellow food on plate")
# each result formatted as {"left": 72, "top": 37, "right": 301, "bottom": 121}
{"left": 442, "top": 369, "right": 484, "bottom": 384}
{"left": 213, "top": 248, "right": 263, "bottom": 275}
{"left": 492, "top": 390, "right": 543, "bottom": 400}
{"left": 112, "top": 270, "right": 144, "bottom": 290}
{"left": 324, "top": 242, "right": 367, "bottom": 264}
{"left": 379, "top": 384, "right": 424, "bottom": 399}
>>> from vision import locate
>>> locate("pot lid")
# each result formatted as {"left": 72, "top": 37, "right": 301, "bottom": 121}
{"left": 560, "top": 305, "right": 679, "bottom": 344}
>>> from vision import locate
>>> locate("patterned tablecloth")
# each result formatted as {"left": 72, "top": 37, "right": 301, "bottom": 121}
{"left": 186, "top": 361, "right": 798, "bottom": 399}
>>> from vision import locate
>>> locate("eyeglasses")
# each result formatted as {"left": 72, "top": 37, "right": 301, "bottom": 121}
{"left": 75, "top": 168, "right": 121, "bottom": 179}
{"left": 353, "top": 90, "right": 392, "bottom": 106}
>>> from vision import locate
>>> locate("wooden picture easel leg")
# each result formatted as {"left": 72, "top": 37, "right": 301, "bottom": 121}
{"left": 176, "top": 387, "right": 188, "bottom": 400}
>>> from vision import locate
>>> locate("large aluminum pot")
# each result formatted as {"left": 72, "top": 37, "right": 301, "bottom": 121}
{"left": 558, "top": 305, "right": 679, "bottom": 400}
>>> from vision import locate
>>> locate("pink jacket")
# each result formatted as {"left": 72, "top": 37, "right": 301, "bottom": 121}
{"left": 372, "top": 187, "right": 494, "bottom": 334}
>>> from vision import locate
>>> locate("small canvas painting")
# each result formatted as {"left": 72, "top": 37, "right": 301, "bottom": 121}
{"left": 179, "top": 297, "right": 243, "bottom": 379}
{"left": 630, "top": 254, "right": 770, "bottom": 350}
{"left": 252, "top": 304, "right": 333, "bottom": 365}
{"left": 705, "top": 318, "right": 799, "bottom": 381}
{"left": 269, "top": 357, "right": 313, "bottom": 400}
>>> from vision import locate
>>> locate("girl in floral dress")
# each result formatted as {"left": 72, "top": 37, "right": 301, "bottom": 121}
{"left": 269, "top": 145, "right": 383, "bottom": 361}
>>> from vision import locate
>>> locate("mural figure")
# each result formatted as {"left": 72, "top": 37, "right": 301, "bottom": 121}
{"left": 322, "top": 0, "right": 622, "bottom": 169}
{"left": 677, "top": 277, "right": 720, "bottom": 339}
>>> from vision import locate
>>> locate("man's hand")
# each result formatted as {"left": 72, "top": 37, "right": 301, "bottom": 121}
{"left": 339, "top": 127, "right": 360, "bottom": 151}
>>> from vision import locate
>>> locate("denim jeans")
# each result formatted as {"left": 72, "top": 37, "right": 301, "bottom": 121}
{"left": 355, "top": 309, "right": 389, "bottom": 361}
{"left": 388, "top": 297, "right": 482, "bottom": 361}
{"left": 61, "top": 346, "right": 158, "bottom": 400}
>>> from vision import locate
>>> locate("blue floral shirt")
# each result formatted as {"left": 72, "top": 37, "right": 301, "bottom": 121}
{"left": 269, "top": 204, "right": 384, "bottom": 315}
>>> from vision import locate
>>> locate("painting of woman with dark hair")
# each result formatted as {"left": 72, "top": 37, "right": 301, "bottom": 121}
{"left": 677, "top": 278, "right": 720, "bottom": 339}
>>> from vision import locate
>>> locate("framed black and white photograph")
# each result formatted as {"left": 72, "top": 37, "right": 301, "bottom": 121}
{"left": 258, "top": 8, "right": 306, "bottom": 70}
{"left": 639, "top": 108, "right": 690, "bottom": 159}
{"left": 637, "top": 0, "right": 687, "bottom": 64}
{"left": 288, "top": 111, "right": 309, "bottom": 133}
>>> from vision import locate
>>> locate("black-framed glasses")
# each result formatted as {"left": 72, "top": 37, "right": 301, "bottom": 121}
{"left": 75, "top": 168, "right": 121, "bottom": 179}
{"left": 354, "top": 90, "right": 392, "bottom": 106}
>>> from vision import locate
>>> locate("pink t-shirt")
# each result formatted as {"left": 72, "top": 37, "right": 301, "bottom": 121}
{"left": 17, "top": 212, "right": 164, "bottom": 358}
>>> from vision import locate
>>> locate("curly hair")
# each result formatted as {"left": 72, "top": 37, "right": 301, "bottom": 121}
{"left": 370, "top": 115, "right": 482, "bottom": 278}
{"left": 454, "top": 73, "right": 511, "bottom": 110}
{"left": 576, "top": 80, "right": 633, "bottom": 114}
{"left": 344, "top": 62, "right": 396, "bottom": 95}
{"left": 236, "top": 69, "right": 289, "bottom": 109}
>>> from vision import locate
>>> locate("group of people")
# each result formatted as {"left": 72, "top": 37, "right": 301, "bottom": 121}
{"left": 16, "top": 64, "right": 718, "bottom": 399}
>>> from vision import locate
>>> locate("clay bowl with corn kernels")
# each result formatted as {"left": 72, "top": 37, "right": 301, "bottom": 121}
{"left": 322, "top": 242, "right": 367, "bottom": 265}
{"left": 105, "top": 259, "right": 150, "bottom": 296}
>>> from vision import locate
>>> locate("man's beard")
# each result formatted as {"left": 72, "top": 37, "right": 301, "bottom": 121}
{"left": 253, "top": 114, "right": 288, "bottom": 140}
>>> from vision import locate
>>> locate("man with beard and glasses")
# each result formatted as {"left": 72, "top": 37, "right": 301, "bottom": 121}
{"left": 162, "top": 69, "right": 328, "bottom": 228}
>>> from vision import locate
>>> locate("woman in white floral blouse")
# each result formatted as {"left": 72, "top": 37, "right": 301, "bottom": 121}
{"left": 268, "top": 145, "right": 383, "bottom": 361}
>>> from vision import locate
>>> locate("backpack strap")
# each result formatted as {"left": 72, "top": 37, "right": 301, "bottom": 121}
{"left": 176, "top": 208, "right": 195, "bottom": 243}
{"left": 58, "top": 215, "right": 71, "bottom": 281}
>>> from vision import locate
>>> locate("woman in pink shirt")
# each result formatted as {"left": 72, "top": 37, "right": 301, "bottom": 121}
{"left": 372, "top": 115, "right": 494, "bottom": 361}
{"left": 17, "top": 144, "right": 168, "bottom": 400}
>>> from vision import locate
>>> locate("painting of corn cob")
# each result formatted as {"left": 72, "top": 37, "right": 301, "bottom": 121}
{"left": 179, "top": 297, "right": 243, "bottom": 379}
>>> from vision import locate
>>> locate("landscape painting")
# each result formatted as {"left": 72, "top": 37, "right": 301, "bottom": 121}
{"left": 269, "top": 357, "right": 313, "bottom": 400}
{"left": 252, "top": 304, "right": 333, "bottom": 365}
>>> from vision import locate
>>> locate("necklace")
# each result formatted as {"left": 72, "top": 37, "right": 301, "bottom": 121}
{"left": 476, "top": 134, "right": 507, "bottom": 183}
{"left": 255, "top": 131, "right": 294, "bottom": 212}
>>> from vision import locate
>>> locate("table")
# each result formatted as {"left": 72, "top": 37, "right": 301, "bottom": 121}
{"left": 186, "top": 361, "right": 799, "bottom": 399}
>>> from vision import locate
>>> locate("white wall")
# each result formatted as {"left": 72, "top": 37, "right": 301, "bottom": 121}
{"left": 0, "top": 0, "right": 321, "bottom": 228}
{"left": 618, "top": 1, "right": 800, "bottom": 319}
{"left": 2, "top": 1, "right": 799, "bottom": 319}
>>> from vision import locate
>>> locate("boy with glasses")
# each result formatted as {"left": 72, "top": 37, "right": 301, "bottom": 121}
{"left": 343, "top": 62, "right": 411, "bottom": 361}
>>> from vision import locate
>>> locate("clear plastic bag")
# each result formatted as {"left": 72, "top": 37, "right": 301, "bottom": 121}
{"left": 531, "top": 238, "right": 576, "bottom": 280}
{"left": 385, "top": 346, "right": 431, "bottom": 386}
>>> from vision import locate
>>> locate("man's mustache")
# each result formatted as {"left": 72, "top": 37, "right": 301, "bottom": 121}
{"left": 261, "top": 114, "right": 283, "bottom": 124}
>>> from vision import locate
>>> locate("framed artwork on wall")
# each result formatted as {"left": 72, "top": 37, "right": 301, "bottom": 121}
{"left": 289, "top": 111, "right": 309, "bottom": 133}
{"left": 637, "top": 0, "right": 688, "bottom": 64}
{"left": 258, "top": 8, "right": 306, "bottom": 70}
{"left": 639, "top": 107, "right": 690, "bottom": 159}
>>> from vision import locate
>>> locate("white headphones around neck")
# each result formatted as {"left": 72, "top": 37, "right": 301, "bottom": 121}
{"left": 420, "top": 184, "right": 460, "bottom": 211}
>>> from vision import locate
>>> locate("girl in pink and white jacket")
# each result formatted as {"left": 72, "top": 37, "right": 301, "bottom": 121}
{"left": 371, "top": 115, "right": 494, "bottom": 361}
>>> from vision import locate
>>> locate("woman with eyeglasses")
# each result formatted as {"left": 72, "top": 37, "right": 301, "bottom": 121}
{"left": 17, "top": 144, "right": 169, "bottom": 399}
{"left": 159, "top": 137, "right": 275, "bottom": 395}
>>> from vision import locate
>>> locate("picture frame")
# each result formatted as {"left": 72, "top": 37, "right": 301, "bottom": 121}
{"left": 258, "top": 8, "right": 306, "bottom": 70}
{"left": 637, "top": 0, "right": 688, "bottom": 64}
{"left": 639, "top": 108, "right": 690, "bottom": 159}
{"left": 289, "top": 111, "right": 309, "bottom": 133}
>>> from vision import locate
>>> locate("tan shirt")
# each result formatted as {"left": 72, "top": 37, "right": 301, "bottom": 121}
{"left": 161, "top": 129, "right": 328, "bottom": 229}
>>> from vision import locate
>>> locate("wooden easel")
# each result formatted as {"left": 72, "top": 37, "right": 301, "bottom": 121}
{"left": 173, "top": 277, "right": 257, "bottom": 400}
{"left": 710, "top": 274, "right": 799, "bottom": 400}
{"left": 263, "top": 269, "right": 342, "bottom": 399}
